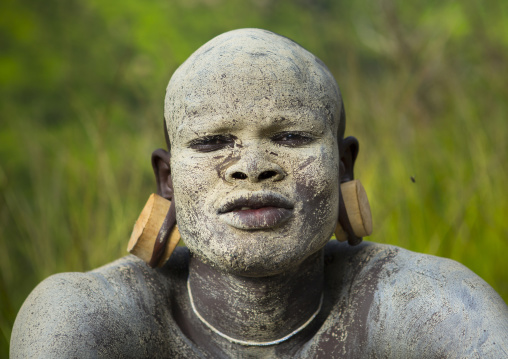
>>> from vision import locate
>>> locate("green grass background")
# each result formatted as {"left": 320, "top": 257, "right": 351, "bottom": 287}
{"left": 1, "top": 0, "right": 507, "bottom": 355}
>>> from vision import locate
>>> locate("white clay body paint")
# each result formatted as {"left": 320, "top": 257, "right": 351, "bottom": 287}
{"left": 165, "top": 29, "right": 342, "bottom": 276}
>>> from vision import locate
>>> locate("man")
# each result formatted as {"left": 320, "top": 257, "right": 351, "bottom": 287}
{"left": 11, "top": 29, "right": 508, "bottom": 358}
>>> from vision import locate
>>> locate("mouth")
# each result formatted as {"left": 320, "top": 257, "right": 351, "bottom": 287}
{"left": 218, "top": 192, "right": 294, "bottom": 230}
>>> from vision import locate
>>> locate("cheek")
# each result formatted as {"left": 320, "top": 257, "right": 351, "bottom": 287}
{"left": 292, "top": 146, "right": 339, "bottom": 234}
{"left": 293, "top": 144, "right": 338, "bottom": 191}
{"left": 172, "top": 163, "right": 208, "bottom": 204}
{"left": 170, "top": 152, "right": 238, "bottom": 246}
{"left": 170, "top": 153, "right": 217, "bottom": 228}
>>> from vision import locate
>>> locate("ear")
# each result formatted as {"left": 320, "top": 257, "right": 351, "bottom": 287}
{"left": 339, "top": 136, "right": 359, "bottom": 183}
{"left": 151, "top": 148, "right": 173, "bottom": 200}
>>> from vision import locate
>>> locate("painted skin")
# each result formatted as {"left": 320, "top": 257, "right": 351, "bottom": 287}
{"left": 11, "top": 29, "right": 508, "bottom": 358}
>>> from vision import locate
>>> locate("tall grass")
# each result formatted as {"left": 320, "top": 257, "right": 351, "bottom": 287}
{"left": 1, "top": 0, "right": 507, "bottom": 356}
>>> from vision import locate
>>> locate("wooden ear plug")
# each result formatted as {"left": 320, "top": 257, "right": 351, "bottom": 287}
{"left": 335, "top": 180, "right": 373, "bottom": 242}
{"left": 127, "top": 194, "right": 181, "bottom": 267}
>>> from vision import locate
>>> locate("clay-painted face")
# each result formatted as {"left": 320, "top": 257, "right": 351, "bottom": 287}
{"left": 166, "top": 29, "right": 341, "bottom": 276}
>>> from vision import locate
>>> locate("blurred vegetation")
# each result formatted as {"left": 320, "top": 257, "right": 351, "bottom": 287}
{"left": 1, "top": 0, "right": 507, "bottom": 355}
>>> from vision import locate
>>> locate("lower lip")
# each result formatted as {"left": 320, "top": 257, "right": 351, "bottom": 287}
{"left": 219, "top": 207, "right": 292, "bottom": 230}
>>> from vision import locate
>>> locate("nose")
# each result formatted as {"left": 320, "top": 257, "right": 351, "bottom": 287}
{"left": 225, "top": 156, "right": 286, "bottom": 183}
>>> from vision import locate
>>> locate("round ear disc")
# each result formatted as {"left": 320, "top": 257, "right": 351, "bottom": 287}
{"left": 128, "top": 194, "right": 181, "bottom": 267}
{"left": 335, "top": 180, "right": 373, "bottom": 242}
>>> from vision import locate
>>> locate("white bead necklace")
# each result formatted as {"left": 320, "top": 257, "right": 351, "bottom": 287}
{"left": 187, "top": 278, "right": 324, "bottom": 346}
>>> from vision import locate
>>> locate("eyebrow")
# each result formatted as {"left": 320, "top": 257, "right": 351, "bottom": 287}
{"left": 175, "top": 116, "right": 236, "bottom": 138}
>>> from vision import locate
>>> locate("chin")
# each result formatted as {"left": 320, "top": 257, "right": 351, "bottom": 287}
{"left": 189, "top": 231, "right": 328, "bottom": 277}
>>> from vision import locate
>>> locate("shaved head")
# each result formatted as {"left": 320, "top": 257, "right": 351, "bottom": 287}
{"left": 158, "top": 29, "right": 350, "bottom": 275}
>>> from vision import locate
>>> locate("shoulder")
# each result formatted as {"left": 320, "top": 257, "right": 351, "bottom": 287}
{"left": 324, "top": 240, "right": 505, "bottom": 302}
{"left": 10, "top": 247, "right": 190, "bottom": 358}
{"left": 321, "top": 241, "right": 508, "bottom": 358}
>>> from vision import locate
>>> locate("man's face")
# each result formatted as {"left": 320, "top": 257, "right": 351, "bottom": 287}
{"left": 169, "top": 78, "right": 341, "bottom": 276}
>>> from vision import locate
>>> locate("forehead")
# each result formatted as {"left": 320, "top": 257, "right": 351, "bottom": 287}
{"left": 165, "top": 29, "right": 342, "bottom": 139}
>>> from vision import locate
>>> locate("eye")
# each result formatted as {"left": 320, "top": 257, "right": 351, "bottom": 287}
{"left": 271, "top": 132, "right": 314, "bottom": 147}
{"left": 188, "top": 135, "right": 235, "bottom": 152}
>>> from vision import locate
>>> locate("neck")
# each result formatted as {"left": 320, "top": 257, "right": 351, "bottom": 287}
{"left": 187, "top": 250, "right": 324, "bottom": 344}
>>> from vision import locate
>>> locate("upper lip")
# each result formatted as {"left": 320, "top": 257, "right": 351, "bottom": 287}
{"left": 218, "top": 192, "right": 294, "bottom": 214}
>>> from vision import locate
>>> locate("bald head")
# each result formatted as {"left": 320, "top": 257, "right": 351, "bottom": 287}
{"left": 156, "top": 29, "right": 358, "bottom": 274}
{"left": 164, "top": 28, "right": 345, "bottom": 148}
